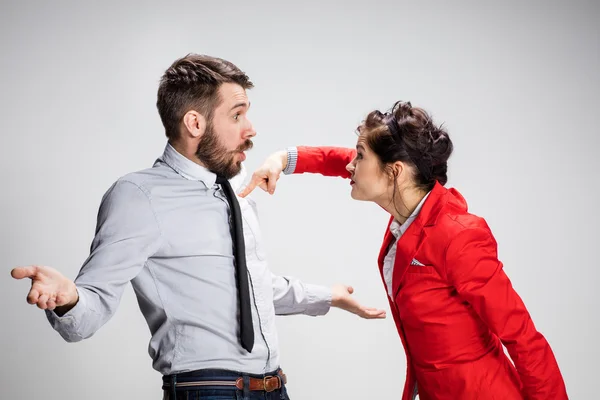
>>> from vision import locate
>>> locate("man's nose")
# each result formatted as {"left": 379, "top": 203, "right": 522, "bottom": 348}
{"left": 243, "top": 119, "right": 256, "bottom": 138}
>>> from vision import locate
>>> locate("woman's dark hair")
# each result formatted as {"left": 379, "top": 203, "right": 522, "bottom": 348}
{"left": 360, "top": 100, "right": 453, "bottom": 192}
{"left": 358, "top": 101, "right": 453, "bottom": 218}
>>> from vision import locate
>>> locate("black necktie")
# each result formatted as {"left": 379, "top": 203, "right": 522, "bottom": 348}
{"left": 216, "top": 175, "right": 254, "bottom": 353}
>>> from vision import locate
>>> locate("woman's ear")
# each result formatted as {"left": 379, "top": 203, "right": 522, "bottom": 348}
{"left": 384, "top": 161, "right": 402, "bottom": 184}
{"left": 392, "top": 161, "right": 404, "bottom": 180}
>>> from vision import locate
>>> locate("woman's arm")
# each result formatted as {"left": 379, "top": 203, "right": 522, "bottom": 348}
{"left": 239, "top": 146, "right": 356, "bottom": 197}
{"left": 286, "top": 146, "right": 356, "bottom": 178}
{"left": 445, "top": 227, "right": 568, "bottom": 399}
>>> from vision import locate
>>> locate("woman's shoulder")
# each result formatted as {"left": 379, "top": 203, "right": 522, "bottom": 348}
{"left": 429, "top": 187, "right": 493, "bottom": 244}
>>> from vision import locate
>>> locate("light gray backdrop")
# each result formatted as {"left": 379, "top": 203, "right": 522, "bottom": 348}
{"left": 1, "top": 1, "right": 598, "bottom": 399}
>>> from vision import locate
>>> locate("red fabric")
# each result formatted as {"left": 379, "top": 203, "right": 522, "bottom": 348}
{"left": 296, "top": 146, "right": 568, "bottom": 400}
{"left": 295, "top": 146, "right": 354, "bottom": 178}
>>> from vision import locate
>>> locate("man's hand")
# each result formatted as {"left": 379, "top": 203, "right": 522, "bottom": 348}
{"left": 238, "top": 150, "right": 287, "bottom": 198}
{"left": 11, "top": 265, "right": 79, "bottom": 314}
{"left": 331, "top": 284, "right": 386, "bottom": 319}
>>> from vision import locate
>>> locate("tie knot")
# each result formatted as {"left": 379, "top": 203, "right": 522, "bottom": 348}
{"left": 216, "top": 175, "right": 228, "bottom": 185}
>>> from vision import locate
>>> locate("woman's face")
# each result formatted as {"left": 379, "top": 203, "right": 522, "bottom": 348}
{"left": 345, "top": 136, "right": 391, "bottom": 202}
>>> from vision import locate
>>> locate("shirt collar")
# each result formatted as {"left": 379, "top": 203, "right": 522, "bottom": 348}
{"left": 159, "top": 143, "right": 247, "bottom": 191}
{"left": 390, "top": 191, "right": 431, "bottom": 239}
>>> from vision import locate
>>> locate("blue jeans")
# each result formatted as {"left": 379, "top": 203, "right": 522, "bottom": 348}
{"left": 162, "top": 368, "right": 291, "bottom": 400}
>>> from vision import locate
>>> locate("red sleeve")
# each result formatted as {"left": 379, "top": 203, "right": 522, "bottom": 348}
{"left": 445, "top": 227, "right": 568, "bottom": 399}
{"left": 295, "top": 146, "right": 356, "bottom": 178}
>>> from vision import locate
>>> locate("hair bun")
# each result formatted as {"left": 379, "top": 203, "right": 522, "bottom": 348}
{"left": 361, "top": 100, "right": 454, "bottom": 190}
{"left": 391, "top": 101, "right": 414, "bottom": 120}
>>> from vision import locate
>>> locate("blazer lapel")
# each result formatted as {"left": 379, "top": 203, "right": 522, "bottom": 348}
{"left": 378, "top": 216, "right": 395, "bottom": 277}
{"left": 390, "top": 182, "right": 450, "bottom": 299}
{"left": 391, "top": 220, "right": 428, "bottom": 298}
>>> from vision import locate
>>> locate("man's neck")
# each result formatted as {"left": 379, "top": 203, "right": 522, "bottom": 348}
{"left": 169, "top": 140, "right": 207, "bottom": 168}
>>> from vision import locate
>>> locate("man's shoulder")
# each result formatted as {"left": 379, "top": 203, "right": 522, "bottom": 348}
{"left": 102, "top": 163, "right": 173, "bottom": 202}
{"left": 117, "top": 162, "right": 173, "bottom": 190}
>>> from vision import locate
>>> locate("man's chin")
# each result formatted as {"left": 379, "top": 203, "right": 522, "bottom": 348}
{"left": 231, "top": 163, "right": 243, "bottom": 177}
{"left": 220, "top": 162, "right": 243, "bottom": 180}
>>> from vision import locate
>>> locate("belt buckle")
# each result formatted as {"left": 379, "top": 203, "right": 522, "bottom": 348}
{"left": 263, "top": 375, "right": 277, "bottom": 392}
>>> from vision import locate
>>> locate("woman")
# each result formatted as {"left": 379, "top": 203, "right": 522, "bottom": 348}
{"left": 240, "top": 101, "right": 568, "bottom": 399}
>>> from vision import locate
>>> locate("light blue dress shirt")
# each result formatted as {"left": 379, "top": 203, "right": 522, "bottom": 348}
{"left": 46, "top": 143, "right": 332, "bottom": 375}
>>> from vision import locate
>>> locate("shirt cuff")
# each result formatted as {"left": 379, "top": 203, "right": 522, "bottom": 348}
{"left": 282, "top": 147, "right": 298, "bottom": 175}
{"left": 45, "top": 287, "right": 87, "bottom": 341}
{"left": 303, "top": 283, "right": 332, "bottom": 316}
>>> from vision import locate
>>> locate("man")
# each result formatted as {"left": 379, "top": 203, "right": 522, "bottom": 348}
{"left": 10, "top": 54, "right": 385, "bottom": 400}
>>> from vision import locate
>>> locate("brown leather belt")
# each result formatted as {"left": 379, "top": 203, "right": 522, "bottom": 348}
{"left": 235, "top": 369, "right": 287, "bottom": 392}
{"left": 165, "top": 369, "right": 287, "bottom": 393}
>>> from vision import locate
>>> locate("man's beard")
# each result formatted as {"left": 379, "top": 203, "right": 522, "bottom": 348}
{"left": 195, "top": 123, "right": 253, "bottom": 179}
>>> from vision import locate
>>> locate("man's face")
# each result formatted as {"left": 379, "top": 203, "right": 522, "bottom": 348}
{"left": 195, "top": 82, "right": 256, "bottom": 179}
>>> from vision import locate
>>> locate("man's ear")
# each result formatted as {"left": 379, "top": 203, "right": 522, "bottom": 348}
{"left": 182, "top": 110, "right": 207, "bottom": 139}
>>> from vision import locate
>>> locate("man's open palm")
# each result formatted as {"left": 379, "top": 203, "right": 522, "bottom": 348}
{"left": 11, "top": 265, "right": 78, "bottom": 311}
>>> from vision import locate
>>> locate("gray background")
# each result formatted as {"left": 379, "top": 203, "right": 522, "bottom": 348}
{"left": 1, "top": 1, "right": 598, "bottom": 398}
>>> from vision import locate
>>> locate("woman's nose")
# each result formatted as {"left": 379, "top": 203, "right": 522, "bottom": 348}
{"left": 346, "top": 161, "right": 355, "bottom": 174}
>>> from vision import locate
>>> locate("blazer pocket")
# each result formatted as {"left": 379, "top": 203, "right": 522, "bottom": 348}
{"left": 406, "top": 265, "right": 436, "bottom": 275}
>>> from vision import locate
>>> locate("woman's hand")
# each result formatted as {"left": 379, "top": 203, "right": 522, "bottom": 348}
{"left": 238, "top": 150, "right": 287, "bottom": 197}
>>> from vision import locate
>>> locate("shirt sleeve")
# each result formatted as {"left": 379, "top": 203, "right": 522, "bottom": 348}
{"left": 45, "top": 179, "right": 162, "bottom": 342}
{"left": 271, "top": 274, "right": 332, "bottom": 316}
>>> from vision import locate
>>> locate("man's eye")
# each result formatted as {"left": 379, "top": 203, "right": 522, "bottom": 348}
{"left": 233, "top": 113, "right": 240, "bottom": 120}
